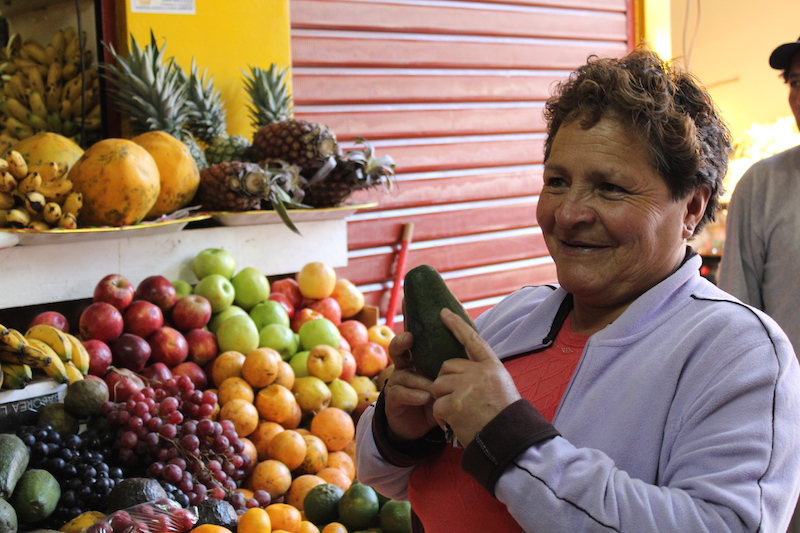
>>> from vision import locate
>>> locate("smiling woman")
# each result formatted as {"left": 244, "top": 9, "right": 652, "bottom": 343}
{"left": 355, "top": 48, "right": 800, "bottom": 533}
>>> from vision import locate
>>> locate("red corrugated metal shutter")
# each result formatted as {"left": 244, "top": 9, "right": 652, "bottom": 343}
{"left": 291, "top": 0, "right": 634, "bottom": 328}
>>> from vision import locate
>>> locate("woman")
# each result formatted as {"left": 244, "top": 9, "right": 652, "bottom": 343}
{"left": 355, "top": 49, "right": 800, "bottom": 532}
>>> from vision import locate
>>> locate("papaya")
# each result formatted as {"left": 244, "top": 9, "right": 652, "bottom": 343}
{"left": 10, "top": 469, "right": 60, "bottom": 524}
{"left": 12, "top": 132, "right": 84, "bottom": 176}
{"left": 403, "top": 264, "right": 477, "bottom": 380}
{"left": 0, "top": 434, "right": 29, "bottom": 499}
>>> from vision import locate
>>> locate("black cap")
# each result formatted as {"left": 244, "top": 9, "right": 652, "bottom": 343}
{"left": 770, "top": 36, "right": 800, "bottom": 70}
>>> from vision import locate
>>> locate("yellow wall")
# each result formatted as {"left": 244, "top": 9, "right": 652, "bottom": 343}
{"left": 121, "top": 0, "right": 291, "bottom": 138}
{"left": 636, "top": 0, "right": 672, "bottom": 61}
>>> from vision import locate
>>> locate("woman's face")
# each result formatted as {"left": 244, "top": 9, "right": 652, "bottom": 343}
{"left": 538, "top": 116, "right": 706, "bottom": 311}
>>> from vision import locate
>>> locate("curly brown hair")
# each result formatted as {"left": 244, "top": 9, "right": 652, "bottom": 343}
{"left": 543, "top": 48, "right": 731, "bottom": 233}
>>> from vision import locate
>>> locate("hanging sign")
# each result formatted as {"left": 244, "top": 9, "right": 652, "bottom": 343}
{"left": 130, "top": 0, "right": 196, "bottom": 15}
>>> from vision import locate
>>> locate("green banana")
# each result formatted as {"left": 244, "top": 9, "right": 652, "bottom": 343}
{"left": 1, "top": 362, "right": 32, "bottom": 389}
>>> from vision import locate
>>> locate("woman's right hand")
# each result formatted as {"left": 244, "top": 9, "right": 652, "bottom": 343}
{"left": 382, "top": 331, "right": 439, "bottom": 442}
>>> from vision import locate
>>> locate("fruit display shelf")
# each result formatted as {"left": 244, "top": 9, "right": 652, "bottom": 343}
{"left": 0, "top": 378, "right": 67, "bottom": 432}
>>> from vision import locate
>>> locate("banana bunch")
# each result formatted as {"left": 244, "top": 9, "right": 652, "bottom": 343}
{"left": 0, "top": 27, "right": 101, "bottom": 153}
{"left": 0, "top": 149, "right": 82, "bottom": 230}
{"left": 0, "top": 323, "right": 89, "bottom": 388}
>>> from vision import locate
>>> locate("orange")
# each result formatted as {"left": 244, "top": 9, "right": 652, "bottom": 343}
{"left": 256, "top": 383, "right": 298, "bottom": 424}
{"left": 320, "top": 523, "right": 348, "bottom": 533}
{"left": 274, "top": 360, "right": 296, "bottom": 390}
{"left": 298, "top": 521, "right": 321, "bottom": 533}
{"left": 352, "top": 342, "right": 389, "bottom": 378}
{"left": 242, "top": 347, "right": 282, "bottom": 388}
{"left": 218, "top": 376, "right": 255, "bottom": 405}
{"left": 267, "top": 429, "right": 307, "bottom": 471}
{"left": 316, "top": 467, "right": 352, "bottom": 492}
{"left": 296, "top": 261, "right": 337, "bottom": 300}
{"left": 190, "top": 526, "right": 233, "bottom": 533}
{"left": 218, "top": 398, "right": 259, "bottom": 437}
{"left": 266, "top": 503, "right": 302, "bottom": 533}
{"left": 330, "top": 278, "right": 365, "bottom": 319}
{"left": 237, "top": 507, "right": 272, "bottom": 533}
{"left": 250, "top": 459, "right": 293, "bottom": 500}
{"left": 211, "top": 350, "right": 246, "bottom": 388}
{"left": 283, "top": 400, "right": 303, "bottom": 430}
{"left": 239, "top": 437, "right": 259, "bottom": 476}
{"left": 284, "top": 474, "right": 326, "bottom": 511}
{"left": 236, "top": 487, "right": 255, "bottom": 499}
{"left": 250, "top": 420, "right": 285, "bottom": 462}
{"left": 310, "top": 407, "right": 355, "bottom": 452}
{"left": 326, "top": 451, "right": 356, "bottom": 481}
{"left": 297, "top": 434, "right": 329, "bottom": 475}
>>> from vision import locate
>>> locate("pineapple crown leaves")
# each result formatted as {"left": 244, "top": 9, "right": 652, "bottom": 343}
{"left": 102, "top": 31, "right": 193, "bottom": 137}
{"left": 242, "top": 64, "right": 293, "bottom": 128}
{"left": 342, "top": 137, "right": 397, "bottom": 191}
{"left": 184, "top": 58, "right": 227, "bottom": 144}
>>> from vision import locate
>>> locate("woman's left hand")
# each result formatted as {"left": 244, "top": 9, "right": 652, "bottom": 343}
{"left": 432, "top": 308, "right": 521, "bottom": 447}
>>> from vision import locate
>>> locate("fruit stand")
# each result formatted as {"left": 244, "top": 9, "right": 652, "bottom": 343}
{"left": 0, "top": 1, "right": 410, "bottom": 532}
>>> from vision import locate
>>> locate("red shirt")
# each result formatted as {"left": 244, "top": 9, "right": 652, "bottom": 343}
{"left": 407, "top": 314, "right": 588, "bottom": 532}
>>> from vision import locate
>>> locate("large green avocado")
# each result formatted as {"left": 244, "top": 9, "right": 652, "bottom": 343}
{"left": 10, "top": 469, "right": 60, "bottom": 524}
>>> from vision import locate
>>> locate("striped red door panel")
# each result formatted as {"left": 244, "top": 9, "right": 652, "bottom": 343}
{"left": 291, "top": 0, "right": 627, "bottom": 41}
{"left": 345, "top": 166, "right": 544, "bottom": 210}
{"left": 294, "top": 102, "right": 547, "bottom": 140}
{"left": 291, "top": 32, "right": 627, "bottom": 70}
{"left": 292, "top": 69, "right": 567, "bottom": 105}
{"left": 474, "top": 0, "right": 626, "bottom": 9}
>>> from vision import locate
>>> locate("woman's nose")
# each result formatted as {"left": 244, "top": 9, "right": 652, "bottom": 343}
{"left": 554, "top": 189, "right": 595, "bottom": 227}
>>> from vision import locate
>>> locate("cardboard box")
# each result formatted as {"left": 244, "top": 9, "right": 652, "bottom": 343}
{"left": 0, "top": 379, "right": 67, "bottom": 433}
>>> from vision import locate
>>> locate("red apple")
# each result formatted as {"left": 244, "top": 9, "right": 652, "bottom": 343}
{"left": 338, "top": 320, "right": 370, "bottom": 349}
{"left": 123, "top": 300, "right": 164, "bottom": 339}
{"left": 290, "top": 307, "right": 324, "bottom": 334}
{"left": 140, "top": 362, "right": 173, "bottom": 386}
{"left": 93, "top": 274, "right": 135, "bottom": 311}
{"left": 79, "top": 302, "right": 124, "bottom": 343}
{"left": 339, "top": 349, "right": 357, "bottom": 382}
{"left": 83, "top": 339, "right": 113, "bottom": 377}
{"left": 308, "top": 297, "right": 342, "bottom": 325}
{"left": 170, "top": 294, "right": 213, "bottom": 332}
{"left": 109, "top": 333, "right": 151, "bottom": 373}
{"left": 148, "top": 326, "right": 189, "bottom": 367}
{"left": 185, "top": 328, "right": 218, "bottom": 367}
{"left": 271, "top": 278, "right": 304, "bottom": 310}
{"left": 28, "top": 311, "right": 70, "bottom": 333}
{"left": 170, "top": 361, "right": 207, "bottom": 390}
{"left": 134, "top": 275, "right": 178, "bottom": 313}
{"left": 338, "top": 335, "right": 351, "bottom": 353}
{"left": 268, "top": 292, "right": 295, "bottom": 318}
{"left": 104, "top": 367, "right": 145, "bottom": 402}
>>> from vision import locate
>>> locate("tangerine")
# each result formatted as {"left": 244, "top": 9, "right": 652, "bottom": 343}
{"left": 242, "top": 347, "right": 282, "bottom": 388}
{"left": 190, "top": 526, "right": 233, "bottom": 533}
{"left": 237, "top": 507, "right": 272, "bottom": 533}
{"left": 304, "top": 482, "right": 344, "bottom": 527}
{"left": 297, "top": 433, "right": 329, "bottom": 475}
{"left": 250, "top": 459, "right": 293, "bottom": 500}
{"left": 326, "top": 451, "right": 356, "bottom": 481}
{"left": 338, "top": 482, "right": 380, "bottom": 531}
{"left": 266, "top": 503, "right": 302, "bottom": 533}
{"left": 283, "top": 400, "right": 303, "bottom": 430}
{"left": 275, "top": 360, "right": 296, "bottom": 390}
{"left": 250, "top": 420, "right": 285, "bottom": 462}
{"left": 310, "top": 407, "right": 355, "bottom": 452}
{"left": 218, "top": 397, "right": 259, "bottom": 437}
{"left": 316, "top": 467, "right": 352, "bottom": 491}
{"left": 267, "top": 429, "right": 307, "bottom": 471}
{"left": 239, "top": 437, "right": 258, "bottom": 475}
{"left": 298, "top": 521, "right": 321, "bottom": 533}
{"left": 211, "top": 350, "right": 246, "bottom": 388}
{"left": 218, "top": 376, "right": 255, "bottom": 405}
{"left": 255, "top": 383, "right": 297, "bottom": 424}
{"left": 284, "top": 474, "right": 326, "bottom": 512}
{"left": 320, "top": 524, "right": 348, "bottom": 533}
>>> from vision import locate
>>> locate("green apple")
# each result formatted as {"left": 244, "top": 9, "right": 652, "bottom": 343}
{"left": 259, "top": 323, "right": 299, "bottom": 361}
{"left": 171, "top": 280, "right": 193, "bottom": 299}
{"left": 298, "top": 317, "right": 341, "bottom": 351}
{"left": 192, "top": 248, "right": 236, "bottom": 280}
{"left": 289, "top": 350, "right": 310, "bottom": 378}
{"left": 208, "top": 305, "right": 247, "bottom": 334}
{"left": 216, "top": 314, "right": 259, "bottom": 355}
{"left": 193, "top": 274, "right": 236, "bottom": 313}
{"left": 250, "top": 300, "right": 290, "bottom": 330}
{"left": 231, "top": 267, "right": 270, "bottom": 311}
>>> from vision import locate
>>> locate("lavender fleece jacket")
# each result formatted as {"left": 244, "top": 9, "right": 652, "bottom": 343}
{"left": 356, "top": 252, "right": 800, "bottom": 532}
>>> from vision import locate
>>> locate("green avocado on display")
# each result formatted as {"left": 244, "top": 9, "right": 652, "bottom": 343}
{"left": 0, "top": 497, "right": 18, "bottom": 533}
{"left": 403, "top": 264, "right": 477, "bottom": 380}
{"left": 0, "top": 433, "right": 30, "bottom": 499}
{"left": 10, "top": 469, "right": 60, "bottom": 524}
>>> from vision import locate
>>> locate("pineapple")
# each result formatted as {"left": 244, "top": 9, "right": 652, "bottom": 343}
{"left": 103, "top": 32, "right": 208, "bottom": 169}
{"left": 206, "top": 135, "right": 252, "bottom": 165}
{"left": 244, "top": 65, "right": 341, "bottom": 176}
{"left": 302, "top": 138, "right": 396, "bottom": 208}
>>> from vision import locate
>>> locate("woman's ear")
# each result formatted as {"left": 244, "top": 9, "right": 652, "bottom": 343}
{"left": 683, "top": 184, "right": 712, "bottom": 239}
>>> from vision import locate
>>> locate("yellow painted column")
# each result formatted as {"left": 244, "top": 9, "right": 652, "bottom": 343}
{"left": 635, "top": 0, "right": 672, "bottom": 61}
{"left": 119, "top": 0, "right": 291, "bottom": 138}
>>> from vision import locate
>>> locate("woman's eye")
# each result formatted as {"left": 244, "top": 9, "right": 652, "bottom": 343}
{"left": 600, "top": 182, "right": 626, "bottom": 193}
{"left": 544, "top": 177, "right": 566, "bottom": 188}
{"left": 791, "top": 79, "right": 800, "bottom": 89}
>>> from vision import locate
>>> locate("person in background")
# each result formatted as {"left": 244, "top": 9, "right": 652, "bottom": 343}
{"left": 355, "top": 48, "right": 800, "bottom": 532}
{"left": 718, "top": 35, "right": 800, "bottom": 533}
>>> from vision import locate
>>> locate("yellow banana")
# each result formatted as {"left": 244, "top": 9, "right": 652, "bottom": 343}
{"left": 22, "top": 43, "right": 48, "bottom": 65}
{"left": 58, "top": 212, "right": 77, "bottom": 229}
{"left": 5, "top": 97, "right": 32, "bottom": 126}
{"left": 24, "top": 190, "right": 45, "bottom": 215}
{"left": 27, "top": 338, "right": 67, "bottom": 383}
{"left": 50, "top": 30, "right": 66, "bottom": 59}
{"left": 62, "top": 27, "right": 77, "bottom": 45}
{"left": 42, "top": 201, "right": 61, "bottom": 224}
{"left": 0, "top": 171, "right": 15, "bottom": 193}
{"left": 27, "top": 220, "right": 49, "bottom": 231}
{"left": 63, "top": 332, "right": 89, "bottom": 375}
{"left": 0, "top": 326, "right": 27, "bottom": 353}
{"left": 7, "top": 150, "right": 27, "bottom": 180}
{"left": 1, "top": 362, "right": 32, "bottom": 389}
{"left": 58, "top": 99, "right": 71, "bottom": 121}
{"left": 38, "top": 161, "right": 61, "bottom": 182}
{"left": 17, "top": 172, "right": 41, "bottom": 194}
{"left": 7, "top": 73, "right": 27, "bottom": 102}
{"left": 25, "top": 67, "right": 45, "bottom": 96}
{"left": 0, "top": 192, "right": 13, "bottom": 210}
{"left": 0, "top": 159, "right": 9, "bottom": 173}
{"left": 60, "top": 191, "right": 82, "bottom": 216}
{"left": 61, "top": 61, "right": 78, "bottom": 81}
{"left": 45, "top": 83, "right": 62, "bottom": 114}
{"left": 45, "top": 61, "right": 61, "bottom": 87}
{"left": 28, "top": 90, "right": 48, "bottom": 119}
{"left": 64, "top": 361, "right": 83, "bottom": 384}
{"left": 25, "top": 324, "right": 72, "bottom": 362}
{"left": 5, "top": 208, "right": 30, "bottom": 228}
{"left": 44, "top": 45, "right": 58, "bottom": 66}
{"left": 38, "top": 178, "right": 72, "bottom": 201}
